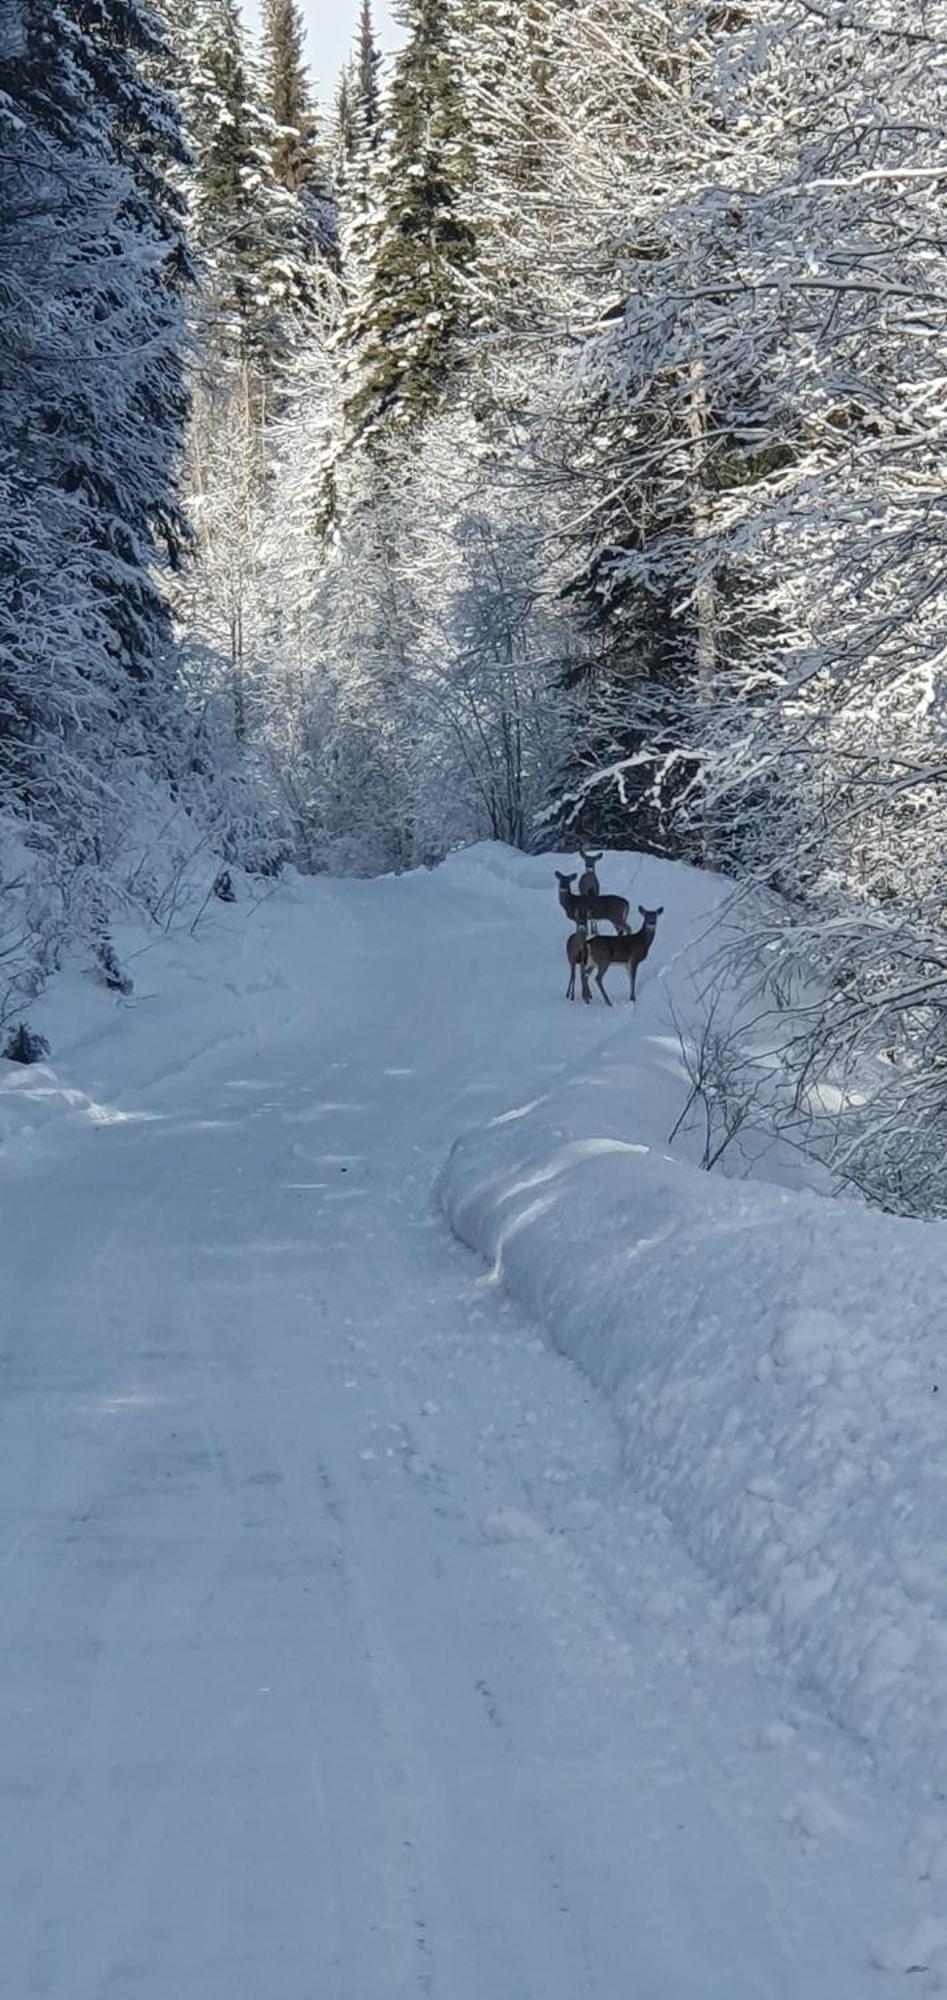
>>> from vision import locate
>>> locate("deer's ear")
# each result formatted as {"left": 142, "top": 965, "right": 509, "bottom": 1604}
{"left": 638, "top": 904, "right": 646, "bottom": 915}
{"left": 657, "top": 906, "right": 664, "bottom": 916}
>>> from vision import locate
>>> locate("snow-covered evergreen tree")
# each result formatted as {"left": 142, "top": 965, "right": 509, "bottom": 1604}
{"left": 260, "top": 0, "right": 336, "bottom": 260}
{"left": 0, "top": 0, "right": 213, "bottom": 1011}
{"left": 184, "top": 0, "right": 291, "bottom": 379}
{"left": 0, "top": 0, "right": 189, "bottom": 823}
{"left": 354, "top": 0, "right": 382, "bottom": 161}
{"left": 339, "top": 0, "right": 476, "bottom": 450}
{"left": 261, "top": 0, "right": 317, "bottom": 193}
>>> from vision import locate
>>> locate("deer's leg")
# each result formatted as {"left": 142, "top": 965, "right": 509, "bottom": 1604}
{"left": 629, "top": 962, "right": 636, "bottom": 1002}
{"left": 566, "top": 960, "right": 575, "bottom": 1000}
{"left": 595, "top": 965, "right": 612, "bottom": 1006}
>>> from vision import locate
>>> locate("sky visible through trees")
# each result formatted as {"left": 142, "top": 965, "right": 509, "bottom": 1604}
{"left": 240, "top": 0, "right": 401, "bottom": 81}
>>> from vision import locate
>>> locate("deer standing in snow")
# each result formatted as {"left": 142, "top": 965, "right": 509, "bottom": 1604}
{"left": 555, "top": 870, "right": 589, "bottom": 926}
{"left": 583, "top": 906, "right": 664, "bottom": 1004}
{"left": 555, "top": 870, "right": 630, "bottom": 935}
{"left": 578, "top": 851, "right": 603, "bottom": 934}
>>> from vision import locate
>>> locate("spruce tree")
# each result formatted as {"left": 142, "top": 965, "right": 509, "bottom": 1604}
{"left": 260, "top": 0, "right": 336, "bottom": 262}
{"left": 313, "top": 0, "right": 386, "bottom": 533}
{"left": 186, "top": 0, "right": 270, "bottom": 364}
{"left": 327, "top": 1, "right": 381, "bottom": 211}
{"left": 261, "top": 0, "right": 317, "bottom": 194}
{"left": 354, "top": 0, "right": 382, "bottom": 159}
{"left": 333, "top": 1, "right": 382, "bottom": 294}
{"left": 333, "top": 0, "right": 382, "bottom": 306}
{"left": 341, "top": 0, "right": 476, "bottom": 448}
{"left": 330, "top": 62, "right": 358, "bottom": 201}
{"left": 181, "top": 0, "right": 334, "bottom": 386}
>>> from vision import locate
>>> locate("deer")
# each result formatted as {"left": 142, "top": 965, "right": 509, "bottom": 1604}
{"left": 578, "top": 851, "right": 603, "bottom": 934}
{"left": 565, "top": 925, "right": 591, "bottom": 1002}
{"left": 555, "top": 870, "right": 630, "bottom": 936}
{"left": 555, "top": 870, "right": 590, "bottom": 927}
{"left": 584, "top": 905, "right": 664, "bottom": 1004}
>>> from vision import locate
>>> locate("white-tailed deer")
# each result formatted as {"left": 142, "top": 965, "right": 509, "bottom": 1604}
{"left": 578, "top": 851, "right": 603, "bottom": 933}
{"left": 585, "top": 886, "right": 631, "bottom": 935}
{"left": 584, "top": 905, "right": 663, "bottom": 1004}
{"left": 555, "top": 870, "right": 590, "bottom": 926}
{"left": 555, "top": 869, "right": 629, "bottom": 935}
{"left": 565, "top": 925, "right": 591, "bottom": 1002}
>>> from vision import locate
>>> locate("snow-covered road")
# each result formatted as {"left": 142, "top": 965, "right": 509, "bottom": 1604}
{"left": 0, "top": 856, "right": 934, "bottom": 1996}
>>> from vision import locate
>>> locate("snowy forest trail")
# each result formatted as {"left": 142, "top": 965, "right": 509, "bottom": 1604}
{"left": 0, "top": 855, "right": 931, "bottom": 1998}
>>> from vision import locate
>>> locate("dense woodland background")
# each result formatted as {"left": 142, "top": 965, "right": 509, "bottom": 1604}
{"left": 3, "top": 0, "right": 947, "bottom": 1212}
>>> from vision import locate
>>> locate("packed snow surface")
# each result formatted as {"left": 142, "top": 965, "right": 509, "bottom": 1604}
{"left": 2, "top": 843, "right": 946, "bottom": 1995}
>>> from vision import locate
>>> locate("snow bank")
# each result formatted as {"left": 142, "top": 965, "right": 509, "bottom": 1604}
{"left": 439, "top": 1044, "right": 947, "bottom": 1806}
